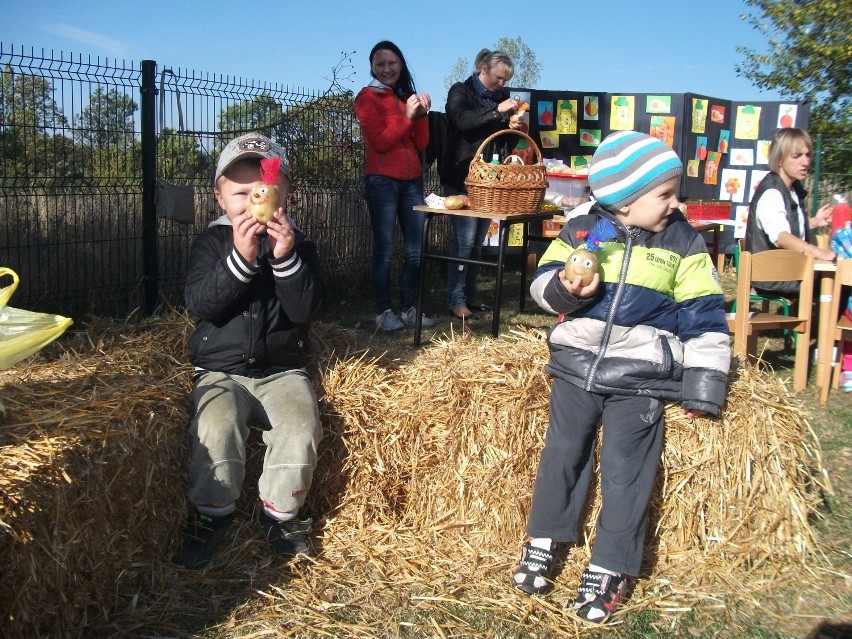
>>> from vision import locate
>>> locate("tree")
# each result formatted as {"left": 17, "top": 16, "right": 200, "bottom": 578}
{"left": 0, "top": 65, "right": 73, "bottom": 186}
{"left": 217, "top": 93, "right": 286, "bottom": 141}
{"left": 158, "top": 128, "right": 210, "bottom": 181}
{"left": 0, "top": 64, "right": 69, "bottom": 132}
{"left": 444, "top": 36, "right": 541, "bottom": 91}
{"left": 736, "top": 0, "right": 851, "bottom": 187}
{"left": 74, "top": 87, "right": 138, "bottom": 149}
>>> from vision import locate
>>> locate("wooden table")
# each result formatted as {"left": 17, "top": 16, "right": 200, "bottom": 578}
{"left": 814, "top": 259, "right": 839, "bottom": 391}
{"left": 688, "top": 220, "right": 725, "bottom": 272}
{"left": 411, "top": 205, "right": 555, "bottom": 346}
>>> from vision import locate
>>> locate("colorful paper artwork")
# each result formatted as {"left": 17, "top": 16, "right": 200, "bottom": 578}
{"left": 484, "top": 220, "right": 501, "bottom": 246}
{"left": 777, "top": 104, "right": 798, "bottom": 128}
{"left": 704, "top": 151, "right": 721, "bottom": 185}
{"left": 556, "top": 100, "right": 578, "bottom": 134}
{"left": 756, "top": 140, "right": 771, "bottom": 164}
{"left": 730, "top": 148, "right": 755, "bottom": 166}
{"left": 719, "top": 168, "right": 747, "bottom": 202}
{"left": 579, "top": 129, "right": 602, "bottom": 147}
{"left": 718, "top": 130, "right": 730, "bottom": 153}
{"left": 749, "top": 170, "right": 769, "bottom": 199}
{"left": 691, "top": 98, "right": 708, "bottom": 134}
{"left": 609, "top": 95, "right": 635, "bottom": 130}
{"left": 687, "top": 159, "right": 700, "bottom": 178}
{"left": 695, "top": 136, "right": 709, "bottom": 161}
{"left": 649, "top": 116, "right": 675, "bottom": 147}
{"left": 572, "top": 156, "right": 592, "bottom": 170}
{"left": 710, "top": 104, "right": 726, "bottom": 124}
{"left": 583, "top": 96, "right": 599, "bottom": 121}
{"left": 538, "top": 101, "right": 554, "bottom": 127}
{"left": 539, "top": 130, "right": 559, "bottom": 149}
{"left": 510, "top": 91, "right": 532, "bottom": 133}
{"left": 734, "top": 105, "right": 761, "bottom": 140}
{"left": 646, "top": 95, "right": 671, "bottom": 114}
{"left": 734, "top": 205, "right": 749, "bottom": 239}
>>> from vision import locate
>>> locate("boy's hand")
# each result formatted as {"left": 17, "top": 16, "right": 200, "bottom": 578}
{"left": 682, "top": 407, "right": 708, "bottom": 419}
{"left": 266, "top": 208, "right": 295, "bottom": 259}
{"left": 558, "top": 269, "right": 599, "bottom": 298}
{"left": 232, "top": 212, "right": 262, "bottom": 263}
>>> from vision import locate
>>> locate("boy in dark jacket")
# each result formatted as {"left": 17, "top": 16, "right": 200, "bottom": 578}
{"left": 174, "top": 132, "right": 325, "bottom": 569}
{"left": 511, "top": 132, "right": 730, "bottom": 624}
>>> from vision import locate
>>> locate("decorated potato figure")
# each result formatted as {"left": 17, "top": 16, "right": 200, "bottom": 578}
{"left": 563, "top": 218, "right": 618, "bottom": 287}
{"left": 246, "top": 157, "right": 281, "bottom": 224}
{"left": 564, "top": 248, "right": 599, "bottom": 286}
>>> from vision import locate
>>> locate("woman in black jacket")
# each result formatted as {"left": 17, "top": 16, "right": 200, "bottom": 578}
{"left": 439, "top": 48, "right": 524, "bottom": 320}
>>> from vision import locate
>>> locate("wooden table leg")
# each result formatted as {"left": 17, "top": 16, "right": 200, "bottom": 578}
{"left": 815, "top": 270, "right": 835, "bottom": 390}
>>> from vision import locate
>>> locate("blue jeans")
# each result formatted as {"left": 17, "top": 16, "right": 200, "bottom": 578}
{"left": 364, "top": 175, "right": 426, "bottom": 314}
{"left": 443, "top": 183, "right": 491, "bottom": 310}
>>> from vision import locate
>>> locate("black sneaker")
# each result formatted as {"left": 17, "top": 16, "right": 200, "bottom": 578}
{"left": 573, "top": 569, "right": 628, "bottom": 624}
{"left": 259, "top": 511, "right": 313, "bottom": 558}
{"left": 511, "top": 541, "right": 555, "bottom": 595}
{"left": 173, "top": 511, "right": 234, "bottom": 569}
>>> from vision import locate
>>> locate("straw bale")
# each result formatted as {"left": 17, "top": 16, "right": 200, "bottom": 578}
{"left": 0, "top": 313, "right": 833, "bottom": 637}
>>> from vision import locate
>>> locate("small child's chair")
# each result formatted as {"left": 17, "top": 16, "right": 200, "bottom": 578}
{"left": 730, "top": 240, "right": 794, "bottom": 352}
{"left": 730, "top": 249, "right": 815, "bottom": 392}
{"left": 818, "top": 258, "right": 852, "bottom": 404}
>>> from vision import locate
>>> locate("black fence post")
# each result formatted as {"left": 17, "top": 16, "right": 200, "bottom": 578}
{"left": 141, "top": 59, "right": 158, "bottom": 314}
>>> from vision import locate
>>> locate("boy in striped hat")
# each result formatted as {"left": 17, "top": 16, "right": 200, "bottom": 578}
{"left": 511, "top": 132, "right": 730, "bottom": 624}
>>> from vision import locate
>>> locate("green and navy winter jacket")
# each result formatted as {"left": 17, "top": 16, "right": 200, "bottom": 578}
{"left": 530, "top": 204, "right": 730, "bottom": 416}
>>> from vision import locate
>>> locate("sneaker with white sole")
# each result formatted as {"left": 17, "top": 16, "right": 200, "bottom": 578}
{"left": 400, "top": 307, "right": 436, "bottom": 328}
{"left": 375, "top": 309, "right": 404, "bottom": 331}
{"left": 573, "top": 569, "right": 628, "bottom": 624}
{"left": 511, "top": 541, "right": 555, "bottom": 595}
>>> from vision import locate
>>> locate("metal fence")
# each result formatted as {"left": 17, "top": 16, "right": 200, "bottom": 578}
{"left": 2, "top": 44, "right": 847, "bottom": 318}
{"left": 1, "top": 44, "right": 443, "bottom": 318}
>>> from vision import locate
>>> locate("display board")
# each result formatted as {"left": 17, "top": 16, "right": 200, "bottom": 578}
{"left": 507, "top": 88, "right": 808, "bottom": 205}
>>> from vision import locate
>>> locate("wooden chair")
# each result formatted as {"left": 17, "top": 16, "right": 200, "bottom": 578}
{"left": 730, "top": 249, "right": 815, "bottom": 392}
{"left": 731, "top": 239, "right": 793, "bottom": 352}
{"left": 818, "top": 258, "right": 852, "bottom": 405}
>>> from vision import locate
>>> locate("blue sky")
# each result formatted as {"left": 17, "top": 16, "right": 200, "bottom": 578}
{"left": 1, "top": 0, "right": 784, "bottom": 110}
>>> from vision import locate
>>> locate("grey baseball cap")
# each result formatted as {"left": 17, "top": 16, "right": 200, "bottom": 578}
{"left": 214, "top": 132, "right": 291, "bottom": 184}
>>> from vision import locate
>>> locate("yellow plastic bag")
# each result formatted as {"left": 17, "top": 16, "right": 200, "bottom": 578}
{"left": 0, "top": 267, "right": 73, "bottom": 368}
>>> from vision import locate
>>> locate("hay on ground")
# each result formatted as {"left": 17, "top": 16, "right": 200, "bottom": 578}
{"left": 0, "top": 313, "right": 835, "bottom": 638}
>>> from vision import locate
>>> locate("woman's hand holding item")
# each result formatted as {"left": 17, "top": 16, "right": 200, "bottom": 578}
{"left": 497, "top": 96, "right": 520, "bottom": 114}
{"left": 811, "top": 203, "right": 833, "bottom": 229}
{"left": 405, "top": 93, "right": 430, "bottom": 120}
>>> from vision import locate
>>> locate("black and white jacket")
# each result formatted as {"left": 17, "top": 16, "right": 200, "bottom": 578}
{"left": 185, "top": 215, "right": 325, "bottom": 377}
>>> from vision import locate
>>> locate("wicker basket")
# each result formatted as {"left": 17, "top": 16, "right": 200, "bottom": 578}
{"left": 464, "top": 130, "right": 548, "bottom": 215}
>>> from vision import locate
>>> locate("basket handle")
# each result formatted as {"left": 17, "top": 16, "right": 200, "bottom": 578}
{"left": 471, "top": 129, "right": 542, "bottom": 166}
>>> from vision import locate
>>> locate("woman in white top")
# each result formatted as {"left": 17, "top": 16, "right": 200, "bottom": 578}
{"left": 745, "top": 127, "right": 834, "bottom": 297}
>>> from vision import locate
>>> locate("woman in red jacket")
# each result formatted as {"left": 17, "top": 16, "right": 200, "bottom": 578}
{"left": 355, "top": 41, "right": 436, "bottom": 331}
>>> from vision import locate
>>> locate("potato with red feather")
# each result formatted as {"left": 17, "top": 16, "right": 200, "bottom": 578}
{"left": 246, "top": 183, "right": 279, "bottom": 224}
{"left": 246, "top": 156, "right": 282, "bottom": 225}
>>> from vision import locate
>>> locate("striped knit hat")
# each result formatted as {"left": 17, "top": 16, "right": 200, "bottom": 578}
{"left": 588, "top": 131, "right": 683, "bottom": 209}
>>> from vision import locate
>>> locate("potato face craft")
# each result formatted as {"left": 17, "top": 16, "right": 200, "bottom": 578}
{"left": 562, "top": 218, "right": 618, "bottom": 287}
{"left": 246, "top": 184, "right": 279, "bottom": 224}
{"left": 245, "top": 156, "right": 282, "bottom": 225}
{"left": 564, "top": 247, "right": 599, "bottom": 286}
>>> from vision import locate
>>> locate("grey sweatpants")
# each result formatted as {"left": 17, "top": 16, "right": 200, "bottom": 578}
{"left": 525, "top": 377, "right": 665, "bottom": 576}
{"left": 187, "top": 369, "right": 322, "bottom": 515}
